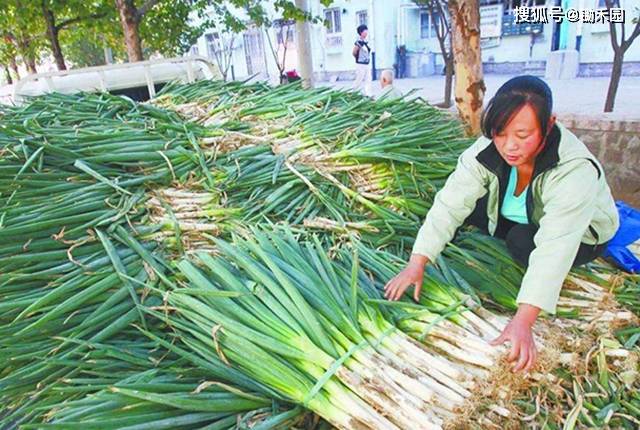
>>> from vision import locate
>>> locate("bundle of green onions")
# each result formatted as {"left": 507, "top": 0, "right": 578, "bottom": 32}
{"left": 143, "top": 186, "right": 244, "bottom": 254}
{"left": 28, "top": 367, "right": 306, "bottom": 430}
{"left": 155, "top": 80, "right": 468, "bottom": 249}
{"left": 135, "top": 226, "right": 532, "bottom": 429}
{"left": 0, "top": 93, "right": 203, "bottom": 427}
{"left": 443, "top": 230, "right": 637, "bottom": 325}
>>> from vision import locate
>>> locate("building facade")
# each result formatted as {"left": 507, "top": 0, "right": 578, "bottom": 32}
{"left": 190, "top": 0, "right": 640, "bottom": 82}
{"left": 478, "top": 0, "right": 640, "bottom": 76}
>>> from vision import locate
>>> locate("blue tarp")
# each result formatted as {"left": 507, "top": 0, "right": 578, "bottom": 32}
{"left": 603, "top": 201, "right": 640, "bottom": 273}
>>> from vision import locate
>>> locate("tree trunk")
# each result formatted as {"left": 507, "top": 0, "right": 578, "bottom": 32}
{"left": 26, "top": 58, "right": 37, "bottom": 74}
{"left": 604, "top": 50, "right": 623, "bottom": 113}
{"left": 15, "top": 36, "right": 38, "bottom": 74}
{"left": 9, "top": 56, "right": 20, "bottom": 80}
{"left": 23, "top": 44, "right": 37, "bottom": 74}
{"left": 25, "top": 58, "right": 37, "bottom": 74}
{"left": 263, "top": 25, "right": 282, "bottom": 83}
{"left": 210, "top": 34, "right": 227, "bottom": 81}
{"left": 3, "top": 65, "right": 13, "bottom": 84}
{"left": 115, "top": 0, "right": 144, "bottom": 62}
{"left": 42, "top": 1, "right": 67, "bottom": 70}
{"left": 448, "top": 0, "right": 485, "bottom": 136}
{"left": 443, "top": 56, "right": 454, "bottom": 108}
{"left": 294, "top": 0, "right": 313, "bottom": 89}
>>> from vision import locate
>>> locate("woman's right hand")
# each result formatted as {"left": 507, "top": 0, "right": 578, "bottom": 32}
{"left": 384, "top": 254, "right": 429, "bottom": 302}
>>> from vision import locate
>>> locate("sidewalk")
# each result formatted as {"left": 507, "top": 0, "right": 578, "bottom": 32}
{"left": 320, "top": 74, "right": 640, "bottom": 119}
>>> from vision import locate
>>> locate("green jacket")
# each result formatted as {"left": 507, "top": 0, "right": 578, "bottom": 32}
{"left": 412, "top": 122, "right": 619, "bottom": 314}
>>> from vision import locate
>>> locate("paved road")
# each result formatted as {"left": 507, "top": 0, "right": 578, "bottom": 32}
{"left": 320, "top": 74, "right": 640, "bottom": 120}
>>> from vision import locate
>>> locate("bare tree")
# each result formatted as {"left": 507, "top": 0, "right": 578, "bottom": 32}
{"left": 265, "top": 19, "right": 294, "bottom": 84}
{"left": 422, "top": 0, "right": 454, "bottom": 108}
{"left": 604, "top": 1, "right": 640, "bottom": 112}
{"left": 208, "top": 31, "right": 236, "bottom": 82}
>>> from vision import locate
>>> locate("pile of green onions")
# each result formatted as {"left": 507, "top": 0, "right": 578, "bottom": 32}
{"left": 1, "top": 81, "right": 638, "bottom": 429}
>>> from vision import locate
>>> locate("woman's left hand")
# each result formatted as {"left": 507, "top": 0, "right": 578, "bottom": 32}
{"left": 490, "top": 303, "right": 541, "bottom": 372}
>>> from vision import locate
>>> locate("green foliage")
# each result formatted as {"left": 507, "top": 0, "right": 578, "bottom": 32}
{"left": 139, "top": 0, "right": 209, "bottom": 57}
{"left": 134, "top": 0, "right": 335, "bottom": 58}
{"left": 0, "top": 0, "right": 334, "bottom": 70}
{"left": 56, "top": 2, "right": 126, "bottom": 67}
{"left": 200, "top": 0, "right": 332, "bottom": 34}
{"left": 0, "top": 37, "right": 18, "bottom": 70}
{"left": 0, "top": 1, "right": 46, "bottom": 69}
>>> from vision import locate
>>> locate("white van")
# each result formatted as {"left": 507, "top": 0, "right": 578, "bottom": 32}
{"left": 8, "top": 56, "right": 219, "bottom": 104}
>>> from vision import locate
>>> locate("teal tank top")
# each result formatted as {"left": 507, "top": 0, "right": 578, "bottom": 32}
{"left": 501, "top": 166, "right": 529, "bottom": 224}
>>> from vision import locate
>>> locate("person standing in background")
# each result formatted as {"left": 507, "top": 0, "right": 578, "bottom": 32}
{"left": 352, "top": 24, "right": 372, "bottom": 96}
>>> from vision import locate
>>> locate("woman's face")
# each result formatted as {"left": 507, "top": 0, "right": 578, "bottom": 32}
{"left": 492, "top": 103, "right": 550, "bottom": 167}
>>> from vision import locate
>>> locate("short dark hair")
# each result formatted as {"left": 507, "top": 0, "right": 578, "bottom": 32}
{"left": 357, "top": 24, "right": 368, "bottom": 35}
{"left": 481, "top": 75, "right": 553, "bottom": 140}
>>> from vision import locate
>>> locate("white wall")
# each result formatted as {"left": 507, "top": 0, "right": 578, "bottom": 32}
{"left": 373, "top": 2, "right": 401, "bottom": 69}
{"left": 570, "top": 0, "right": 640, "bottom": 63}
{"left": 482, "top": 32, "right": 554, "bottom": 63}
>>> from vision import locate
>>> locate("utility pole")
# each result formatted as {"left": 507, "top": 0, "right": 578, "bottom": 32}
{"left": 369, "top": 0, "right": 376, "bottom": 80}
{"left": 294, "top": 0, "right": 314, "bottom": 88}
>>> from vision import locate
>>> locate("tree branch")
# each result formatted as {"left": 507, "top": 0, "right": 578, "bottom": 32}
{"left": 282, "top": 22, "right": 291, "bottom": 74}
{"left": 57, "top": 12, "right": 107, "bottom": 31}
{"left": 137, "top": 0, "right": 161, "bottom": 19}
{"left": 605, "top": 0, "right": 620, "bottom": 52}
{"left": 428, "top": 1, "right": 450, "bottom": 63}
{"left": 621, "top": 20, "right": 640, "bottom": 52}
{"left": 223, "top": 35, "right": 235, "bottom": 78}
{"left": 211, "top": 35, "right": 224, "bottom": 76}
{"left": 264, "top": 24, "right": 280, "bottom": 74}
{"left": 436, "top": 0, "right": 450, "bottom": 33}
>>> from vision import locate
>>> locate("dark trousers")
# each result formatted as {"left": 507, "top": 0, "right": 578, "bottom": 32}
{"left": 463, "top": 197, "right": 607, "bottom": 268}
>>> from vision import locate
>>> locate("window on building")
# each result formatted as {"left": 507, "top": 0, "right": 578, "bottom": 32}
{"left": 420, "top": 10, "right": 442, "bottom": 39}
{"left": 324, "top": 8, "right": 342, "bottom": 34}
{"left": 420, "top": 11, "right": 429, "bottom": 39}
{"left": 190, "top": 45, "right": 199, "bottom": 56}
{"left": 356, "top": 10, "right": 368, "bottom": 26}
